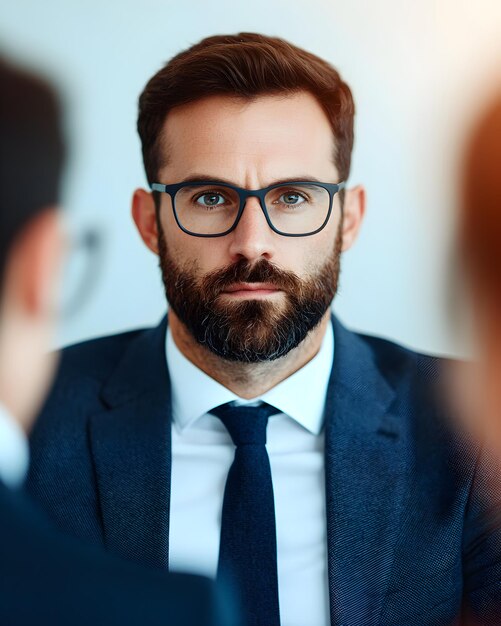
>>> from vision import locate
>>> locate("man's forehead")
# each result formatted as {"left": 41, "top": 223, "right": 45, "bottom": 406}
{"left": 158, "top": 91, "right": 336, "bottom": 176}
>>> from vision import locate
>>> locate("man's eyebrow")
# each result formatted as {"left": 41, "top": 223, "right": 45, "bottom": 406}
{"left": 177, "top": 173, "right": 325, "bottom": 187}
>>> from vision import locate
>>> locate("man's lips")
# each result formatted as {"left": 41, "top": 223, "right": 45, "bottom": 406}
{"left": 221, "top": 283, "right": 282, "bottom": 297}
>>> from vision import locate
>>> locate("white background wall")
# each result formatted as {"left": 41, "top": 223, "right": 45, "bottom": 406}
{"left": 1, "top": 0, "right": 500, "bottom": 356}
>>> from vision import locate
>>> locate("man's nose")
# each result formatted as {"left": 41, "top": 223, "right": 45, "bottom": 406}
{"left": 227, "top": 196, "right": 277, "bottom": 263}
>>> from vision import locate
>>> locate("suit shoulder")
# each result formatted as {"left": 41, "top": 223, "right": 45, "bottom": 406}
{"left": 354, "top": 328, "right": 453, "bottom": 383}
{"left": 52, "top": 326, "right": 154, "bottom": 394}
{"left": 31, "top": 325, "right": 158, "bottom": 443}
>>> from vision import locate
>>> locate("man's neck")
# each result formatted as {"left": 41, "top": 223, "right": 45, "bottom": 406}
{"left": 168, "top": 310, "right": 331, "bottom": 399}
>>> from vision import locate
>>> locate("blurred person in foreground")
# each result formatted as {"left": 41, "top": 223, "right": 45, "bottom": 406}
{"left": 455, "top": 91, "right": 501, "bottom": 450}
{"left": 26, "top": 33, "right": 501, "bottom": 625}
{"left": 0, "top": 56, "right": 234, "bottom": 626}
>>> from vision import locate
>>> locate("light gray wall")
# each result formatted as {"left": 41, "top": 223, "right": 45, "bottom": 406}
{"left": 1, "top": 0, "right": 500, "bottom": 356}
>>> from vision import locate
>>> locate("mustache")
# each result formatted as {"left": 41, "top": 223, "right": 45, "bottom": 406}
{"left": 200, "top": 258, "right": 303, "bottom": 300}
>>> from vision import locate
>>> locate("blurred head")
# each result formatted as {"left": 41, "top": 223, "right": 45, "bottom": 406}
{"left": 455, "top": 91, "right": 501, "bottom": 445}
{"left": 132, "top": 33, "right": 365, "bottom": 361}
{"left": 0, "top": 57, "right": 66, "bottom": 429}
{"left": 460, "top": 93, "right": 501, "bottom": 330}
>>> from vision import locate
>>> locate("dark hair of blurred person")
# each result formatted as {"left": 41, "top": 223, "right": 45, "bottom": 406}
{"left": 0, "top": 58, "right": 65, "bottom": 280}
{"left": 0, "top": 57, "right": 66, "bottom": 432}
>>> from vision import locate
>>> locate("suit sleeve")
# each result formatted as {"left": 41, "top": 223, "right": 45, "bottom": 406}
{"left": 0, "top": 483, "right": 238, "bottom": 626}
{"left": 462, "top": 447, "right": 501, "bottom": 623}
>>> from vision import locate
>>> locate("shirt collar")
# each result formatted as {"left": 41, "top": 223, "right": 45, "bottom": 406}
{"left": 166, "top": 318, "right": 334, "bottom": 436}
{"left": 0, "top": 401, "right": 29, "bottom": 489}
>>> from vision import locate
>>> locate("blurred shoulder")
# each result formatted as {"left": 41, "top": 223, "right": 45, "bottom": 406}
{"left": 357, "top": 329, "right": 453, "bottom": 378}
{"left": 43, "top": 321, "right": 165, "bottom": 408}
{"left": 333, "top": 314, "right": 458, "bottom": 384}
{"left": 57, "top": 328, "right": 145, "bottom": 381}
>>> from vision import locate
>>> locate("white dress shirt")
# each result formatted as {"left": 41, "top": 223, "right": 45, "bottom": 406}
{"left": 0, "top": 402, "right": 29, "bottom": 489}
{"left": 167, "top": 322, "right": 334, "bottom": 626}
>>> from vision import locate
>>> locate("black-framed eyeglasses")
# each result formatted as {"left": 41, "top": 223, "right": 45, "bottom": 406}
{"left": 150, "top": 179, "right": 346, "bottom": 237}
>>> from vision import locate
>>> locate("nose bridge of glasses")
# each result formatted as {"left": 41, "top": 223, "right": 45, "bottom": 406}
{"left": 239, "top": 188, "right": 269, "bottom": 217}
{"left": 230, "top": 188, "right": 277, "bottom": 247}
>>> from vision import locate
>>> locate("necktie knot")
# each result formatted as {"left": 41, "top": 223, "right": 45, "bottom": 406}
{"left": 210, "top": 402, "right": 279, "bottom": 446}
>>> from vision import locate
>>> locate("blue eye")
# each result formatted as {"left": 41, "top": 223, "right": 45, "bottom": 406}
{"left": 195, "top": 193, "right": 226, "bottom": 207}
{"left": 278, "top": 191, "right": 307, "bottom": 205}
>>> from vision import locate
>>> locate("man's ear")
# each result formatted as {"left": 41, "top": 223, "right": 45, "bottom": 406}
{"left": 341, "top": 184, "right": 366, "bottom": 252}
{"left": 3, "top": 208, "right": 63, "bottom": 317}
{"left": 132, "top": 188, "right": 160, "bottom": 255}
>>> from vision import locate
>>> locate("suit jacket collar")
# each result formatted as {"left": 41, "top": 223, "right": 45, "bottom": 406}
{"left": 100, "top": 317, "right": 169, "bottom": 408}
{"left": 89, "top": 316, "right": 171, "bottom": 569}
{"left": 91, "top": 313, "right": 404, "bottom": 625}
{"left": 325, "top": 316, "right": 404, "bottom": 625}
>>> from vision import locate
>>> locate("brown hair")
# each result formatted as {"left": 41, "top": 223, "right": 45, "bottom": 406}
{"left": 460, "top": 93, "right": 501, "bottom": 309}
{"left": 137, "top": 32, "right": 355, "bottom": 186}
{"left": 0, "top": 57, "right": 64, "bottom": 288}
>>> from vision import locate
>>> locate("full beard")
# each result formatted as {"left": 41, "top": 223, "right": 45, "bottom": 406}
{"left": 157, "top": 222, "right": 343, "bottom": 363}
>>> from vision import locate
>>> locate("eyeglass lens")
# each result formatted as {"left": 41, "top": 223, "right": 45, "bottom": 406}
{"left": 173, "top": 183, "right": 331, "bottom": 235}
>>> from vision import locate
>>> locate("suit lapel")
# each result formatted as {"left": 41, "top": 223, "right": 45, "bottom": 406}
{"left": 89, "top": 316, "right": 172, "bottom": 570}
{"left": 325, "top": 315, "right": 406, "bottom": 625}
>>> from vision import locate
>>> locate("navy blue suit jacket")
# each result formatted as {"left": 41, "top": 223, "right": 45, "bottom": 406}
{"left": 0, "top": 481, "right": 234, "bottom": 625}
{"left": 27, "top": 315, "right": 501, "bottom": 625}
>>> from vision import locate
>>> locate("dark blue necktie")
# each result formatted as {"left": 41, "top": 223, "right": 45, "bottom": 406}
{"left": 210, "top": 402, "right": 281, "bottom": 626}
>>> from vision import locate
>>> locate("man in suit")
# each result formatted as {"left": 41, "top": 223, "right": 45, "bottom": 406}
{"left": 0, "top": 56, "right": 234, "bottom": 625}
{"left": 27, "top": 33, "right": 501, "bottom": 625}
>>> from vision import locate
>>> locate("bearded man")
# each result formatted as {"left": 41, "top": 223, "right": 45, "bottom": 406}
{"left": 27, "top": 33, "right": 501, "bottom": 626}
